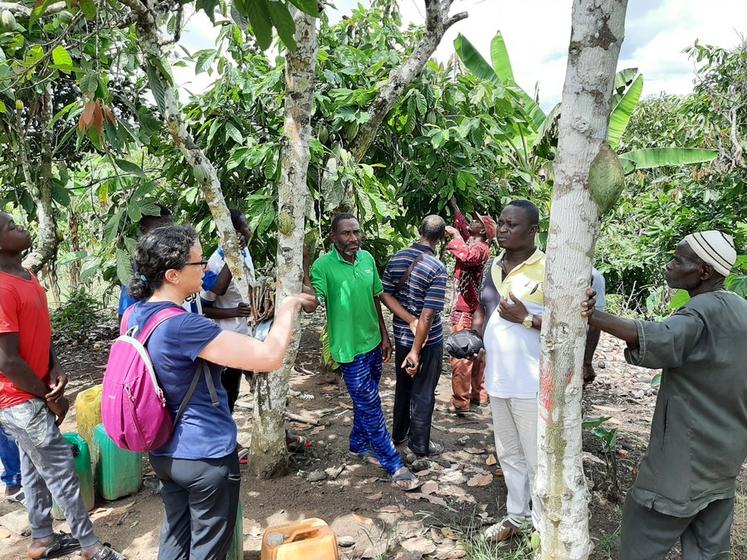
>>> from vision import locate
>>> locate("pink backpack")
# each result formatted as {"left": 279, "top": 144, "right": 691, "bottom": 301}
{"left": 102, "top": 306, "right": 218, "bottom": 452}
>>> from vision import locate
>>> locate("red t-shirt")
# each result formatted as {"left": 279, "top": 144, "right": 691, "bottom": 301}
{"left": 0, "top": 270, "right": 52, "bottom": 409}
{"left": 448, "top": 211, "right": 491, "bottom": 314}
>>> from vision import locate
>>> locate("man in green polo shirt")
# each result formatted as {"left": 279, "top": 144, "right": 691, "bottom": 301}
{"left": 302, "top": 213, "right": 420, "bottom": 491}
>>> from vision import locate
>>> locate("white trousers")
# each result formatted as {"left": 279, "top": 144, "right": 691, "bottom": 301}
{"left": 490, "top": 397, "right": 542, "bottom": 529}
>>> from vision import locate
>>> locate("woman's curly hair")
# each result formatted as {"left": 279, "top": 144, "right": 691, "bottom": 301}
{"left": 128, "top": 225, "right": 198, "bottom": 300}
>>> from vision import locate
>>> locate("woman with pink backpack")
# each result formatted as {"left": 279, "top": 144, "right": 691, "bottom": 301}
{"left": 122, "top": 225, "right": 313, "bottom": 560}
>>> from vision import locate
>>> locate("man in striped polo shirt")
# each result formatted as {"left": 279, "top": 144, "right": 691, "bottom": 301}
{"left": 381, "top": 216, "right": 448, "bottom": 457}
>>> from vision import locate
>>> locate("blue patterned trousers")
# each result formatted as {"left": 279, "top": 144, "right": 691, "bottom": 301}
{"left": 340, "top": 345, "right": 404, "bottom": 475}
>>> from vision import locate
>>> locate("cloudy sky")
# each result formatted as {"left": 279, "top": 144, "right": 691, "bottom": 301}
{"left": 175, "top": 0, "right": 747, "bottom": 110}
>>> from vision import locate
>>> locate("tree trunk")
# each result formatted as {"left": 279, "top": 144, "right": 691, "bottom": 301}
{"left": 249, "top": 7, "right": 319, "bottom": 479}
{"left": 536, "top": 1, "right": 628, "bottom": 558}
{"left": 121, "top": 0, "right": 249, "bottom": 298}
{"left": 19, "top": 89, "right": 58, "bottom": 275}
{"left": 68, "top": 208, "right": 81, "bottom": 286}
{"left": 332, "top": 0, "right": 467, "bottom": 211}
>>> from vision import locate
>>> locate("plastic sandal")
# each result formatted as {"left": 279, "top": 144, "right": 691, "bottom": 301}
{"left": 348, "top": 451, "right": 381, "bottom": 467}
{"left": 391, "top": 468, "right": 422, "bottom": 492}
{"left": 28, "top": 533, "right": 80, "bottom": 559}
{"left": 89, "top": 543, "right": 127, "bottom": 560}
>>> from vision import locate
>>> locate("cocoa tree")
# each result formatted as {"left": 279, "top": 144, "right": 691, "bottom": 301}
{"left": 248, "top": 6, "right": 318, "bottom": 478}
{"left": 332, "top": 0, "right": 467, "bottom": 210}
{"left": 536, "top": 0, "right": 629, "bottom": 558}
{"left": 117, "top": 0, "right": 250, "bottom": 298}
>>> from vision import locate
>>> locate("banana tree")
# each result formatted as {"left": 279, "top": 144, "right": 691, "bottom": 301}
{"left": 455, "top": 32, "right": 718, "bottom": 181}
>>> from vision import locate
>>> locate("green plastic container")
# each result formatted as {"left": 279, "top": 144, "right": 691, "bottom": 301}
{"left": 92, "top": 423, "right": 143, "bottom": 501}
{"left": 52, "top": 433, "right": 95, "bottom": 520}
{"left": 227, "top": 502, "right": 243, "bottom": 560}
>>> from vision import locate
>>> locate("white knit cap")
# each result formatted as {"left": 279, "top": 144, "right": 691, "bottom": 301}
{"left": 683, "top": 230, "right": 736, "bottom": 278}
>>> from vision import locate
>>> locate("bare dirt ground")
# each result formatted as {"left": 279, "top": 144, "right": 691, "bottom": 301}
{"left": 1, "top": 314, "right": 745, "bottom": 559}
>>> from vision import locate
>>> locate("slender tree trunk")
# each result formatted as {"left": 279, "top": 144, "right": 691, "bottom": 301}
{"left": 68, "top": 208, "right": 81, "bottom": 286}
{"left": 536, "top": 1, "right": 628, "bottom": 558}
{"left": 249, "top": 7, "right": 319, "bottom": 478}
{"left": 332, "top": 0, "right": 467, "bottom": 211}
{"left": 120, "top": 0, "right": 248, "bottom": 297}
{"left": 19, "top": 89, "right": 58, "bottom": 274}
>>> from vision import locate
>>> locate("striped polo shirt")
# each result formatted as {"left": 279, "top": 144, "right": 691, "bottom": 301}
{"left": 382, "top": 243, "right": 447, "bottom": 348}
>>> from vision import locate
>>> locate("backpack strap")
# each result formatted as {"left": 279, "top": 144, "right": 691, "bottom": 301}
{"left": 133, "top": 307, "right": 187, "bottom": 344}
{"left": 173, "top": 360, "right": 221, "bottom": 428}
{"left": 120, "top": 306, "right": 135, "bottom": 336}
{"left": 126, "top": 305, "right": 220, "bottom": 427}
{"left": 394, "top": 248, "right": 427, "bottom": 293}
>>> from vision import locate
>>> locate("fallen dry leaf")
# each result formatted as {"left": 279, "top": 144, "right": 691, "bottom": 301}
{"left": 400, "top": 536, "right": 436, "bottom": 555}
{"left": 421, "top": 481, "right": 438, "bottom": 495}
{"left": 467, "top": 473, "right": 493, "bottom": 487}
{"left": 485, "top": 454, "right": 497, "bottom": 466}
{"left": 377, "top": 505, "right": 400, "bottom": 513}
{"left": 464, "top": 447, "right": 485, "bottom": 455}
{"left": 352, "top": 513, "right": 373, "bottom": 525}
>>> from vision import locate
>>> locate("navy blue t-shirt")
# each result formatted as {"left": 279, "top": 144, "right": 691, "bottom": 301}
{"left": 127, "top": 301, "right": 236, "bottom": 459}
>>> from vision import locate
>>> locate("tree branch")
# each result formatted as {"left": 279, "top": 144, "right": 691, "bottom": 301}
{"left": 120, "top": 0, "right": 250, "bottom": 300}
{"left": 0, "top": 1, "right": 67, "bottom": 17}
{"left": 17, "top": 90, "right": 59, "bottom": 273}
{"left": 349, "top": 0, "right": 468, "bottom": 163}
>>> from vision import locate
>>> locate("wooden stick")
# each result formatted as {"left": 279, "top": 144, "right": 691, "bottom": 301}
{"left": 285, "top": 411, "right": 320, "bottom": 426}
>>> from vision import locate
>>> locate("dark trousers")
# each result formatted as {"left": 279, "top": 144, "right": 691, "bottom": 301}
{"left": 620, "top": 494, "right": 734, "bottom": 560}
{"left": 150, "top": 452, "right": 240, "bottom": 560}
{"left": 221, "top": 368, "right": 244, "bottom": 414}
{"left": 392, "top": 342, "right": 443, "bottom": 455}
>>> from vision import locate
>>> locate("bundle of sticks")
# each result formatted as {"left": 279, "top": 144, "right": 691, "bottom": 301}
{"left": 248, "top": 280, "right": 275, "bottom": 325}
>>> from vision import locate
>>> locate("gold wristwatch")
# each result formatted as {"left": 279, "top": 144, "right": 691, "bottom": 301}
{"left": 522, "top": 314, "right": 534, "bottom": 329}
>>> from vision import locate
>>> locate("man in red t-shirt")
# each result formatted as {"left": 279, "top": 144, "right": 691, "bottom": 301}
{"left": 0, "top": 211, "right": 125, "bottom": 560}
{"left": 444, "top": 198, "right": 494, "bottom": 413}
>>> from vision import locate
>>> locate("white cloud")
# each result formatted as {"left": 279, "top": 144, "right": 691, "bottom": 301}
{"left": 173, "top": 0, "right": 746, "bottom": 109}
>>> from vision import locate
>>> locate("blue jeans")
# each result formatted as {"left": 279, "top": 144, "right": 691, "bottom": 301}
{"left": 0, "top": 424, "right": 21, "bottom": 488}
{"left": 340, "top": 345, "right": 404, "bottom": 475}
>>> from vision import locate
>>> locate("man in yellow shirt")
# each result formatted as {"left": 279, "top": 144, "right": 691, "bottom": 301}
{"left": 473, "top": 200, "right": 545, "bottom": 541}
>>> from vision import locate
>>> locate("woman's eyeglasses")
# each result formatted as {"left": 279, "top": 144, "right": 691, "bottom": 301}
{"left": 184, "top": 260, "right": 209, "bottom": 271}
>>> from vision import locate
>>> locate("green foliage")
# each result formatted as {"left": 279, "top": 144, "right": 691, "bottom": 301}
{"left": 153, "top": 4, "right": 533, "bottom": 268}
{"left": 619, "top": 148, "right": 717, "bottom": 173}
{"left": 583, "top": 416, "right": 620, "bottom": 499}
{"left": 597, "top": 41, "right": 747, "bottom": 304}
{"left": 607, "top": 74, "right": 643, "bottom": 149}
{"left": 51, "top": 287, "right": 102, "bottom": 333}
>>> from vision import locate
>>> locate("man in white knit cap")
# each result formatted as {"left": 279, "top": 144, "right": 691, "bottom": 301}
{"left": 581, "top": 230, "right": 746, "bottom": 560}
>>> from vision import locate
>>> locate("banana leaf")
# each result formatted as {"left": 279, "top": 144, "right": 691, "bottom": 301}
{"left": 454, "top": 34, "right": 498, "bottom": 83}
{"left": 612, "top": 67, "right": 639, "bottom": 104}
{"left": 456, "top": 32, "right": 545, "bottom": 131}
{"left": 619, "top": 148, "right": 718, "bottom": 173}
{"left": 490, "top": 31, "right": 515, "bottom": 83}
{"left": 531, "top": 102, "right": 561, "bottom": 159}
{"left": 607, "top": 74, "right": 643, "bottom": 150}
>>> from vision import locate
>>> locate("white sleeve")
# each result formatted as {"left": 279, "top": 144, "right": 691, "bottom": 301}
{"left": 591, "top": 268, "right": 606, "bottom": 311}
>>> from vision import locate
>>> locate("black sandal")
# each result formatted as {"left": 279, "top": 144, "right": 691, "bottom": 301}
{"left": 89, "top": 544, "right": 127, "bottom": 560}
{"left": 28, "top": 532, "right": 80, "bottom": 559}
{"left": 391, "top": 467, "right": 422, "bottom": 492}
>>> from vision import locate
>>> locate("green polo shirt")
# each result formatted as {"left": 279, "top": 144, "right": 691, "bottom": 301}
{"left": 310, "top": 248, "right": 383, "bottom": 364}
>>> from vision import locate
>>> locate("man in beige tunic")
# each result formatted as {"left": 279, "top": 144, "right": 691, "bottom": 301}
{"left": 582, "top": 230, "right": 746, "bottom": 560}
